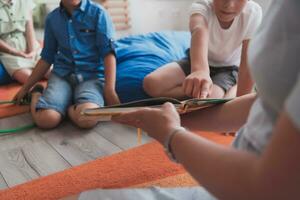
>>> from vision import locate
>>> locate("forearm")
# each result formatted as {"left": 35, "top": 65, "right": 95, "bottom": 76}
{"left": 237, "top": 63, "right": 254, "bottom": 96}
{"left": 171, "top": 131, "right": 260, "bottom": 200}
{"left": 0, "top": 39, "right": 20, "bottom": 55}
{"left": 237, "top": 40, "right": 253, "bottom": 96}
{"left": 23, "top": 59, "right": 51, "bottom": 90}
{"left": 189, "top": 15, "right": 209, "bottom": 73}
{"left": 104, "top": 53, "right": 117, "bottom": 90}
{"left": 181, "top": 93, "right": 257, "bottom": 132}
{"left": 190, "top": 28, "right": 209, "bottom": 73}
{"left": 25, "top": 18, "right": 37, "bottom": 52}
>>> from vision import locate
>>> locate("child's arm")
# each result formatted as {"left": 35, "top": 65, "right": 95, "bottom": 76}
{"left": 103, "top": 53, "right": 120, "bottom": 106}
{"left": 237, "top": 40, "right": 254, "bottom": 96}
{"left": 0, "top": 39, "right": 29, "bottom": 58}
{"left": 184, "top": 14, "right": 212, "bottom": 99}
{"left": 14, "top": 59, "right": 51, "bottom": 103}
{"left": 25, "top": 11, "right": 38, "bottom": 57}
{"left": 0, "top": 39, "right": 33, "bottom": 58}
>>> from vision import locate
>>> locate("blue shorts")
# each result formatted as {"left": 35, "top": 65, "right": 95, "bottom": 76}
{"left": 36, "top": 73, "right": 105, "bottom": 116}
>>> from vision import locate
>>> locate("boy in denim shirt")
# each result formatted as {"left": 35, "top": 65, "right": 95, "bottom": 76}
{"left": 14, "top": 0, "right": 120, "bottom": 129}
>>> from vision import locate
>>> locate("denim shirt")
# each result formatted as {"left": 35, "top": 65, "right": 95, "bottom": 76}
{"left": 41, "top": 0, "right": 115, "bottom": 81}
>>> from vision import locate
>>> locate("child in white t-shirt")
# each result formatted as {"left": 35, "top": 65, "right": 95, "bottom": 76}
{"left": 143, "top": 0, "right": 262, "bottom": 99}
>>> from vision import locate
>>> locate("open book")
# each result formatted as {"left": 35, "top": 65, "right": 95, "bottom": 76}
{"left": 80, "top": 97, "right": 231, "bottom": 121}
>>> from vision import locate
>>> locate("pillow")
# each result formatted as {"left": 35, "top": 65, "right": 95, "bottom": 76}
{"left": 115, "top": 31, "right": 190, "bottom": 103}
{"left": 0, "top": 61, "right": 13, "bottom": 85}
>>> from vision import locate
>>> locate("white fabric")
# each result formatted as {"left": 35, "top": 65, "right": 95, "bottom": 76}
{"left": 234, "top": 0, "right": 300, "bottom": 153}
{"left": 248, "top": 0, "right": 300, "bottom": 131}
{"left": 190, "top": 0, "right": 262, "bottom": 67}
{"left": 79, "top": 187, "right": 216, "bottom": 200}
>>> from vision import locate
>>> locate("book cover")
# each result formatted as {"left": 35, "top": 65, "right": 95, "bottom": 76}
{"left": 80, "top": 97, "right": 231, "bottom": 121}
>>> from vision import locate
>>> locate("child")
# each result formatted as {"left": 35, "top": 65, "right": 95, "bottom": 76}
{"left": 0, "top": 0, "right": 42, "bottom": 84}
{"left": 14, "top": 0, "right": 120, "bottom": 129}
{"left": 143, "top": 0, "right": 262, "bottom": 99}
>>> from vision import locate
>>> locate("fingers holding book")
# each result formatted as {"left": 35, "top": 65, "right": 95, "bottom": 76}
{"left": 112, "top": 103, "right": 183, "bottom": 144}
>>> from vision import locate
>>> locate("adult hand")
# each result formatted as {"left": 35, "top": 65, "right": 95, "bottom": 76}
{"left": 183, "top": 70, "right": 213, "bottom": 98}
{"left": 112, "top": 102, "right": 182, "bottom": 144}
{"left": 104, "top": 87, "right": 120, "bottom": 106}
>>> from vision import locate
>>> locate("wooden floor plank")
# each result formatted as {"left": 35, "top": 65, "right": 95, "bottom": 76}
{"left": 0, "top": 173, "right": 8, "bottom": 190}
{"left": 0, "top": 114, "right": 71, "bottom": 185}
{"left": 94, "top": 122, "right": 153, "bottom": 150}
{"left": 20, "top": 132, "right": 71, "bottom": 176}
{"left": 39, "top": 122, "right": 123, "bottom": 166}
{"left": 0, "top": 113, "right": 152, "bottom": 188}
{"left": 0, "top": 148, "right": 39, "bottom": 187}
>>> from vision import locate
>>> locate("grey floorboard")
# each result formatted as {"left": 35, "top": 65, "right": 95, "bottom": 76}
{"left": 0, "top": 113, "right": 152, "bottom": 188}
{"left": 39, "top": 122, "right": 123, "bottom": 166}
{"left": 0, "top": 173, "right": 8, "bottom": 190}
{"left": 0, "top": 114, "right": 71, "bottom": 186}
{"left": 0, "top": 148, "right": 39, "bottom": 187}
{"left": 95, "top": 122, "right": 153, "bottom": 150}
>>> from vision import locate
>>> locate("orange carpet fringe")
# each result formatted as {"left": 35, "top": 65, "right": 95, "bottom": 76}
{"left": 0, "top": 142, "right": 185, "bottom": 200}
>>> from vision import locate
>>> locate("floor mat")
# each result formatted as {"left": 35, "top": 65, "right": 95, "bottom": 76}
{"left": 0, "top": 83, "right": 29, "bottom": 119}
{"left": 0, "top": 132, "right": 233, "bottom": 200}
{"left": 0, "top": 82, "right": 47, "bottom": 119}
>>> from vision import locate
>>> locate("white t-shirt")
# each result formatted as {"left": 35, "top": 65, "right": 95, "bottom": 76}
{"left": 190, "top": 0, "right": 262, "bottom": 67}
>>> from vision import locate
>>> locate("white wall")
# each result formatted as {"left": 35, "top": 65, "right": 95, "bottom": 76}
{"left": 128, "top": 0, "right": 272, "bottom": 34}
{"left": 129, "top": 0, "right": 193, "bottom": 34}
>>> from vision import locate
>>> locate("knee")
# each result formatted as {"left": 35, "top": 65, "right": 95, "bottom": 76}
{"left": 68, "top": 103, "right": 98, "bottom": 129}
{"left": 224, "top": 85, "right": 237, "bottom": 98}
{"left": 13, "top": 69, "right": 31, "bottom": 84}
{"left": 143, "top": 75, "right": 163, "bottom": 97}
{"left": 34, "top": 110, "right": 62, "bottom": 129}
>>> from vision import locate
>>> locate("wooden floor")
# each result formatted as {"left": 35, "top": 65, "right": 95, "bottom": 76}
{"left": 0, "top": 113, "right": 152, "bottom": 189}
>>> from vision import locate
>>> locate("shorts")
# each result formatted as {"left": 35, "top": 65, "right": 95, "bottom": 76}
{"left": 36, "top": 73, "right": 105, "bottom": 116}
{"left": 176, "top": 58, "right": 239, "bottom": 92}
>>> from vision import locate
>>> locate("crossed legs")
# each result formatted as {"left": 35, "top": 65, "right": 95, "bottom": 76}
{"left": 143, "top": 62, "right": 227, "bottom": 99}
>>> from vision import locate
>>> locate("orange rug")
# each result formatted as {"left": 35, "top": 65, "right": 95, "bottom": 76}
{"left": 0, "top": 133, "right": 233, "bottom": 200}
{"left": 0, "top": 83, "right": 30, "bottom": 118}
{"left": 0, "top": 83, "right": 234, "bottom": 199}
{"left": 0, "top": 82, "right": 47, "bottom": 119}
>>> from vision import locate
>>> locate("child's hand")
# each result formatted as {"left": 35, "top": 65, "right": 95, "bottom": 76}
{"left": 14, "top": 51, "right": 34, "bottom": 59}
{"left": 13, "top": 86, "right": 29, "bottom": 104}
{"left": 24, "top": 50, "right": 37, "bottom": 59}
{"left": 104, "top": 87, "right": 120, "bottom": 106}
{"left": 112, "top": 102, "right": 182, "bottom": 144}
{"left": 183, "top": 70, "right": 213, "bottom": 98}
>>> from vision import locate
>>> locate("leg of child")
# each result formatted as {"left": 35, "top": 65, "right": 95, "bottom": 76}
{"left": 12, "top": 69, "right": 32, "bottom": 84}
{"left": 144, "top": 62, "right": 227, "bottom": 99}
{"left": 68, "top": 78, "right": 104, "bottom": 129}
{"left": 209, "top": 84, "right": 226, "bottom": 98}
{"left": 209, "top": 68, "right": 238, "bottom": 99}
{"left": 30, "top": 91, "right": 62, "bottom": 129}
{"left": 143, "top": 62, "right": 186, "bottom": 99}
{"left": 68, "top": 103, "right": 99, "bottom": 129}
{"left": 30, "top": 74, "right": 72, "bottom": 129}
{"left": 224, "top": 85, "right": 237, "bottom": 98}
